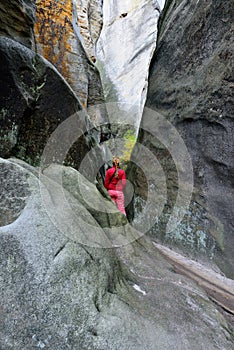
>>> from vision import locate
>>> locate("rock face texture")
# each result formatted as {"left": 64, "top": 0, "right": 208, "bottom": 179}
{"left": 96, "top": 0, "right": 160, "bottom": 128}
{"left": 35, "top": 0, "right": 105, "bottom": 111}
{"left": 1, "top": 1, "right": 234, "bottom": 348}
{"left": 0, "top": 160, "right": 30, "bottom": 226}
{"left": 0, "top": 36, "right": 96, "bottom": 169}
{"left": 74, "top": 0, "right": 103, "bottom": 62}
{"left": 129, "top": 0, "right": 234, "bottom": 277}
{"left": 0, "top": 157, "right": 233, "bottom": 349}
{"left": 0, "top": 0, "right": 36, "bottom": 49}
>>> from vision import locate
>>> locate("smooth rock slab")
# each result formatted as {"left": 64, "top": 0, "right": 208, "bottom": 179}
{"left": 0, "top": 157, "right": 233, "bottom": 349}
{"left": 97, "top": 0, "right": 160, "bottom": 129}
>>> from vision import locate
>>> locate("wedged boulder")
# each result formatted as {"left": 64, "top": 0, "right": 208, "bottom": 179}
{"left": 0, "top": 159, "right": 129, "bottom": 349}
{"left": 0, "top": 36, "right": 99, "bottom": 169}
{"left": 0, "top": 157, "right": 233, "bottom": 349}
{"left": 129, "top": 0, "right": 234, "bottom": 277}
{"left": 0, "top": 0, "right": 36, "bottom": 49}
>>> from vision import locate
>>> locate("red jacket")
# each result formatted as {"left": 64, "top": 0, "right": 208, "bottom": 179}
{"left": 104, "top": 167, "right": 126, "bottom": 191}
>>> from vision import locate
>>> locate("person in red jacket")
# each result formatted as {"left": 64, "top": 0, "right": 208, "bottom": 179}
{"left": 104, "top": 156, "right": 126, "bottom": 215}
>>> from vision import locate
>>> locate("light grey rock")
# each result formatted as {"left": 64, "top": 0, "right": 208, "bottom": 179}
{"left": 73, "top": 0, "right": 103, "bottom": 63}
{"left": 0, "top": 157, "right": 233, "bottom": 349}
{"left": 96, "top": 0, "right": 160, "bottom": 129}
{"left": 0, "top": 159, "right": 30, "bottom": 226}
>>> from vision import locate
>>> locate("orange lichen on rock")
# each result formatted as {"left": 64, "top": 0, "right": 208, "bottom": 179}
{"left": 35, "top": 0, "right": 89, "bottom": 105}
{"left": 34, "top": 0, "right": 104, "bottom": 111}
{"left": 35, "top": 0, "right": 72, "bottom": 72}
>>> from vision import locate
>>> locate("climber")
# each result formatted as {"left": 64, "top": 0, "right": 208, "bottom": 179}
{"left": 104, "top": 156, "right": 126, "bottom": 216}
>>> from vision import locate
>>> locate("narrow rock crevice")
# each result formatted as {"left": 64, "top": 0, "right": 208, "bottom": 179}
{"left": 81, "top": 245, "right": 95, "bottom": 261}
{"left": 53, "top": 242, "right": 69, "bottom": 259}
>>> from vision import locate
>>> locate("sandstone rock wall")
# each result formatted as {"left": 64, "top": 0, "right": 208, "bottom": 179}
{"left": 96, "top": 0, "right": 160, "bottom": 129}
{"left": 0, "top": 1, "right": 234, "bottom": 346}
{"left": 130, "top": 0, "right": 234, "bottom": 277}
{"left": 35, "top": 0, "right": 105, "bottom": 111}
{"left": 73, "top": 0, "right": 103, "bottom": 62}
{"left": 0, "top": 0, "right": 110, "bottom": 168}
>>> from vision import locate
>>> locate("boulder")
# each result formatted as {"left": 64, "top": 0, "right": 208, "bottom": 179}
{"left": 0, "top": 157, "right": 233, "bottom": 349}
{"left": 0, "top": 158, "right": 129, "bottom": 349}
{"left": 0, "top": 36, "right": 98, "bottom": 169}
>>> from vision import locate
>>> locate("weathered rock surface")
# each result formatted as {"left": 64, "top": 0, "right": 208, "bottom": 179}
{"left": 74, "top": 0, "right": 103, "bottom": 62}
{"left": 0, "top": 0, "right": 36, "bottom": 49}
{"left": 153, "top": 242, "right": 234, "bottom": 314}
{"left": 158, "top": 0, "right": 166, "bottom": 9}
{"left": 0, "top": 157, "right": 233, "bottom": 349}
{"left": 1, "top": 1, "right": 233, "bottom": 348}
{"left": 0, "top": 160, "right": 30, "bottom": 226}
{"left": 35, "top": 0, "right": 105, "bottom": 112}
{"left": 129, "top": 0, "right": 234, "bottom": 277}
{"left": 0, "top": 36, "right": 97, "bottom": 169}
{"left": 0, "top": 158, "right": 129, "bottom": 349}
{"left": 96, "top": 0, "right": 160, "bottom": 128}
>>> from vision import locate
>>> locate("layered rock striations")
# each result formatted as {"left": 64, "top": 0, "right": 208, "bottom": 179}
{"left": 0, "top": 0, "right": 36, "bottom": 49}
{"left": 130, "top": 0, "right": 234, "bottom": 277}
{"left": 74, "top": 0, "right": 103, "bottom": 63}
{"left": 96, "top": 0, "right": 160, "bottom": 129}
